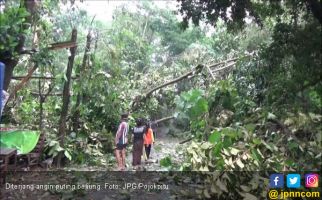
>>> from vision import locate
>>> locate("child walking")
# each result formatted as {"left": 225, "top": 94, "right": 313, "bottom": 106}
{"left": 144, "top": 122, "right": 154, "bottom": 160}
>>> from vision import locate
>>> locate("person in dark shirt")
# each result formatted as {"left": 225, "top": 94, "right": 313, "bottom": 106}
{"left": 132, "top": 118, "right": 146, "bottom": 170}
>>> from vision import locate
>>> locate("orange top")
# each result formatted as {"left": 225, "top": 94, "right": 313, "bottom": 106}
{"left": 144, "top": 128, "right": 154, "bottom": 145}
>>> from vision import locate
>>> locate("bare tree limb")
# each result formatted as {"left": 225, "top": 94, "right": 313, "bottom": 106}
{"left": 6, "top": 64, "right": 38, "bottom": 104}
{"left": 90, "top": 15, "right": 96, "bottom": 26}
{"left": 144, "top": 57, "right": 240, "bottom": 98}
{"left": 43, "top": 83, "right": 55, "bottom": 101}
{"left": 12, "top": 76, "right": 77, "bottom": 80}
{"left": 206, "top": 65, "right": 216, "bottom": 81}
{"left": 208, "top": 57, "right": 239, "bottom": 68}
{"left": 145, "top": 64, "right": 204, "bottom": 98}
{"left": 211, "top": 61, "right": 236, "bottom": 73}
{"left": 31, "top": 92, "right": 64, "bottom": 96}
{"left": 153, "top": 116, "right": 175, "bottom": 124}
{"left": 179, "top": 136, "right": 194, "bottom": 144}
{"left": 48, "top": 41, "right": 77, "bottom": 50}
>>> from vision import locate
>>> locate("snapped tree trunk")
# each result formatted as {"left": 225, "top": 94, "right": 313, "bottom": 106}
{"left": 72, "top": 30, "right": 92, "bottom": 132}
{"left": 38, "top": 79, "right": 54, "bottom": 131}
{"left": 57, "top": 29, "right": 77, "bottom": 167}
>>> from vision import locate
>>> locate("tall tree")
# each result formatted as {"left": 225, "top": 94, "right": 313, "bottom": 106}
{"left": 72, "top": 29, "right": 92, "bottom": 132}
{"left": 0, "top": 0, "right": 39, "bottom": 90}
{"left": 57, "top": 28, "right": 77, "bottom": 167}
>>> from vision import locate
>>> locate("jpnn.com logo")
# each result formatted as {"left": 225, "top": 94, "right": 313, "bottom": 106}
{"left": 305, "top": 174, "right": 319, "bottom": 188}
{"left": 286, "top": 174, "right": 301, "bottom": 188}
{"left": 269, "top": 173, "right": 319, "bottom": 188}
{"left": 270, "top": 174, "right": 284, "bottom": 188}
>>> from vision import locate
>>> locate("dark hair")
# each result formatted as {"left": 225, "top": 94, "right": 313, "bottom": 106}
{"left": 146, "top": 121, "right": 151, "bottom": 128}
{"left": 135, "top": 118, "right": 143, "bottom": 126}
{"left": 121, "top": 113, "right": 129, "bottom": 119}
{"left": 145, "top": 119, "right": 151, "bottom": 128}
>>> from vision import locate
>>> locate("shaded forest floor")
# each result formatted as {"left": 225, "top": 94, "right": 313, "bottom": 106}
{"left": 1, "top": 133, "right": 189, "bottom": 200}
{"left": 125, "top": 137, "right": 186, "bottom": 171}
{"left": 65, "top": 135, "right": 186, "bottom": 171}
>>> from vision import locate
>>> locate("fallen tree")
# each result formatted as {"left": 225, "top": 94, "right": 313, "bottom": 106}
{"left": 131, "top": 57, "right": 242, "bottom": 111}
{"left": 145, "top": 57, "right": 239, "bottom": 98}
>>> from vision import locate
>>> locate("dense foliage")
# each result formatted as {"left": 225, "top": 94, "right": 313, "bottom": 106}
{"left": 1, "top": 0, "right": 321, "bottom": 199}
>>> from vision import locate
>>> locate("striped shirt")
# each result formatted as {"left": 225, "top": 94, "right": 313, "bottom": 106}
{"left": 116, "top": 121, "right": 129, "bottom": 145}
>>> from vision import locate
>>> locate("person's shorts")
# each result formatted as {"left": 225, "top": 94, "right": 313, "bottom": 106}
{"left": 116, "top": 143, "right": 127, "bottom": 150}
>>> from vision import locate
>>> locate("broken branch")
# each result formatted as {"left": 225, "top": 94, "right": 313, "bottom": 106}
{"left": 145, "top": 64, "right": 204, "bottom": 98}
{"left": 153, "top": 116, "right": 175, "bottom": 124}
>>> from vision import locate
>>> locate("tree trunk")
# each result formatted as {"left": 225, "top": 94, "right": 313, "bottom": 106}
{"left": 72, "top": 30, "right": 92, "bottom": 132}
{"left": 57, "top": 29, "right": 77, "bottom": 167}
{"left": 38, "top": 79, "right": 44, "bottom": 131}
{"left": 88, "top": 31, "right": 99, "bottom": 82}
{"left": 2, "top": 0, "right": 38, "bottom": 90}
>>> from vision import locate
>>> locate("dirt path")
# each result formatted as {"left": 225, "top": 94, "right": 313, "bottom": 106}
{"left": 125, "top": 137, "right": 186, "bottom": 171}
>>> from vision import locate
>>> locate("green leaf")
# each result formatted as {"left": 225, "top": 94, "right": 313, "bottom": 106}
{"left": 261, "top": 140, "right": 276, "bottom": 151}
{"left": 222, "top": 136, "right": 232, "bottom": 148}
{"left": 63, "top": 74, "right": 68, "bottom": 82}
{"left": 56, "top": 146, "right": 64, "bottom": 152}
{"left": 49, "top": 140, "right": 58, "bottom": 147}
{"left": 18, "top": 8, "right": 30, "bottom": 18}
{"left": 64, "top": 150, "right": 72, "bottom": 160}
{"left": 160, "top": 156, "right": 172, "bottom": 167}
{"left": 223, "top": 128, "right": 238, "bottom": 139}
{"left": 213, "top": 143, "right": 223, "bottom": 157}
{"left": 251, "top": 149, "right": 262, "bottom": 162}
{"left": 209, "top": 131, "right": 222, "bottom": 144}
{"left": 252, "top": 138, "right": 261, "bottom": 145}
{"left": 189, "top": 98, "right": 208, "bottom": 119}
{"left": 287, "top": 141, "right": 298, "bottom": 150}
{"left": 48, "top": 148, "right": 55, "bottom": 156}
{"left": 245, "top": 124, "right": 256, "bottom": 132}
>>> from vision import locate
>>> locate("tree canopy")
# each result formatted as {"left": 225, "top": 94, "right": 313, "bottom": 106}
{"left": 0, "top": 1, "right": 321, "bottom": 199}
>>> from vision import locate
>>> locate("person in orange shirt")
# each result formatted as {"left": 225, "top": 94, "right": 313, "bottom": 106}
{"left": 144, "top": 122, "right": 154, "bottom": 160}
